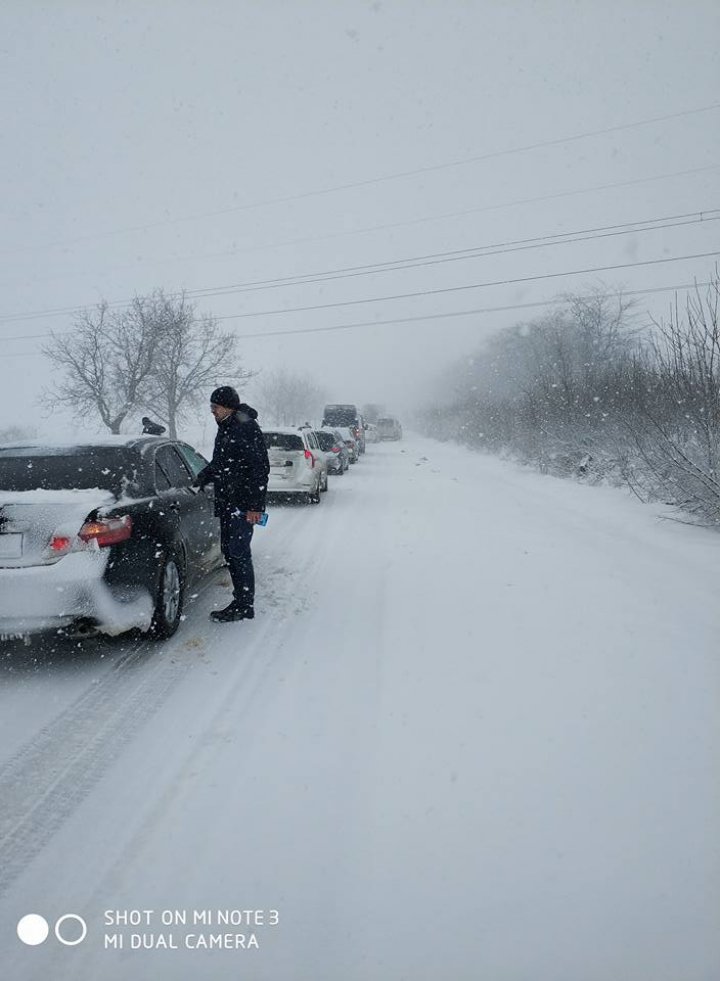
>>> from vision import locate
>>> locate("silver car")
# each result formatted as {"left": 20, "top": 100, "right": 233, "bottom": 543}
{"left": 264, "top": 428, "right": 327, "bottom": 502}
{"left": 334, "top": 426, "right": 359, "bottom": 463}
{"left": 315, "top": 429, "right": 350, "bottom": 474}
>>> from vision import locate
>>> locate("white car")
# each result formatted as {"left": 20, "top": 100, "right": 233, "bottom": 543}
{"left": 264, "top": 428, "right": 327, "bottom": 503}
{"left": 315, "top": 428, "right": 350, "bottom": 474}
{"left": 334, "top": 426, "right": 359, "bottom": 463}
{"left": 364, "top": 423, "right": 380, "bottom": 444}
{"left": 377, "top": 416, "right": 403, "bottom": 440}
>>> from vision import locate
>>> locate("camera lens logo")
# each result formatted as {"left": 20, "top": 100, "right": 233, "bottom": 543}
{"left": 17, "top": 913, "right": 87, "bottom": 946}
{"left": 16, "top": 915, "right": 48, "bottom": 946}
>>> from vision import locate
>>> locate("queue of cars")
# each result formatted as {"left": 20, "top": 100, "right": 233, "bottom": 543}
{"left": 0, "top": 404, "right": 400, "bottom": 644}
{"left": 263, "top": 423, "right": 358, "bottom": 502}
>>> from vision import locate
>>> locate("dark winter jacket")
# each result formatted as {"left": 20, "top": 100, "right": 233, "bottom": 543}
{"left": 196, "top": 406, "right": 270, "bottom": 516}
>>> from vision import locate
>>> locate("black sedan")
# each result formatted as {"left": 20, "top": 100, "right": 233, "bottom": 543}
{"left": 0, "top": 436, "right": 221, "bottom": 641}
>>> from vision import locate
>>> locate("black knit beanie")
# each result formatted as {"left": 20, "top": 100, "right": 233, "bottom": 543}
{"left": 210, "top": 386, "right": 241, "bottom": 410}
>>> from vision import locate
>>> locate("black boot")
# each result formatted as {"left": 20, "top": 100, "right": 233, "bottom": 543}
{"left": 210, "top": 601, "right": 241, "bottom": 622}
{"left": 210, "top": 602, "right": 254, "bottom": 622}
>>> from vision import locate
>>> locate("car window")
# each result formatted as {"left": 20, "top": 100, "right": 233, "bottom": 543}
{"left": 315, "top": 432, "right": 335, "bottom": 451}
{"left": 154, "top": 445, "right": 193, "bottom": 489}
{"left": 306, "top": 432, "right": 318, "bottom": 450}
{"left": 0, "top": 446, "right": 137, "bottom": 493}
{"left": 264, "top": 433, "right": 304, "bottom": 451}
{"left": 155, "top": 462, "right": 172, "bottom": 491}
{"left": 176, "top": 442, "right": 208, "bottom": 476}
{"left": 322, "top": 404, "right": 358, "bottom": 427}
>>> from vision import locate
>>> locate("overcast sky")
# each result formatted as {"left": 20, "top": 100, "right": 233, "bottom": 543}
{"left": 1, "top": 0, "right": 719, "bottom": 437}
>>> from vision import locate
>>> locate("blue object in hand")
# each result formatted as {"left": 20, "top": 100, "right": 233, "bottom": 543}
{"left": 243, "top": 511, "right": 268, "bottom": 526}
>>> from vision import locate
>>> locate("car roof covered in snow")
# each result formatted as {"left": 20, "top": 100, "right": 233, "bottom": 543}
{"left": 262, "top": 427, "right": 309, "bottom": 436}
{"left": 0, "top": 435, "right": 166, "bottom": 455}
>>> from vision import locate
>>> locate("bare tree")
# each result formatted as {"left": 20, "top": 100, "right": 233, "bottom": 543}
{"left": 43, "top": 301, "right": 160, "bottom": 433}
{"left": 626, "top": 276, "right": 720, "bottom": 522}
{"left": 255, "top": 370, "right": 327, "bottom": 425}
{"left": 42, "top": 290, "right": 252, "bottom": 437}
{"left": 138, "top": 291, "right": 251, "bottom": 438}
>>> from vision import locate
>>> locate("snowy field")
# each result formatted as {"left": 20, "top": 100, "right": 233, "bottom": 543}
{"left": 0, "top": 435, "right": 717, "bottom": 981}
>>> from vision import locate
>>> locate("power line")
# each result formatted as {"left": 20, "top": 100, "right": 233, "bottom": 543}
{"left": 190, "top": 211, "right": 720, "bottom": 298}
{"left": 1, "top": 206, "right": 717, "bottom": 330}
{"left": 3, "top": 252, "right": 716, "bottom": 347}
{"left": 3, "top": 103, "right": 718, "bottom": 257}
{"left": 1, "top": 280, "right": 710, "bottom": 358}
{"left": 14, "top": 161, "right": 713, "bottom": 294}
{"left": 155, "top": 163, "right": 720, "bottom": 267}
{"left": 3, "top": 248, "right": 718, "bottom": 344}
{"left": 211, "top": 250, "right": 720, "bottom": 320}
{"left": 230, "top": 280, "right": 714, "bottom": 339}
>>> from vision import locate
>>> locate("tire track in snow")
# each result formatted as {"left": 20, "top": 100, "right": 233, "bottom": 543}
{"left": 0, "top": 501, "right": 324, "bottom": 899}
{"left": 80, "top": 502, "right": 333, "bottom": 905}
{"left": 0, "top": 565, "right": 231, "bottom": 897}
{"left": 0, "top": 647, "right": 191, "bottom": 896}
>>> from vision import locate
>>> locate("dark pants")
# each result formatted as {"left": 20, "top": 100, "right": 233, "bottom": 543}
{"left": 220, "top": 510, "right": 255, "bottom": 611}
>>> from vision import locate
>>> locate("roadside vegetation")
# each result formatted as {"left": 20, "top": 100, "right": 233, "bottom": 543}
{"left": 421, "top": 271, "right": 720, "bottom": 525}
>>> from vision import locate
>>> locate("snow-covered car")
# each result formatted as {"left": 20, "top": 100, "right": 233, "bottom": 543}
{"left": 377, "top": 416, "right": 403, "bottom": 440}
{"left": 0, "top": 436, "right": 221, "bottom": 642}
{"left": 322, "top": 404, "right": 366, "bottom": 454}
{"left": 334, "top": 426, "right": 360, "bottom": 463}
{"left": 364, "top": 423, "right": 380, "bottom": 444}
{"left": 264, "top": 428, "right": 326, "bottom": 502}
{"left": 314, "top": 429, "right": 350, "bottom": 474}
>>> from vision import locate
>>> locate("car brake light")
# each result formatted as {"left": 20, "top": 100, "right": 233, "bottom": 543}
{"left": 304, "top": 449, "right": 315, "bottom": 467}
{"left": 49, "top": 536, "right": 73, "bottom": 553}
{"left": 331, "top": 446, "right": 340, "bottom": 453}
{"left": 79, "top": 515, "right": 133, "bottom": 547}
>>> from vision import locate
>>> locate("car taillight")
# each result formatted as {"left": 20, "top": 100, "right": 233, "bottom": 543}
{"left": 331, "top": 445, "right": 340, "bottom": 453}
{"left": 49, "top": 536, "right": 73, "bottom": 553}
{"left": 79, "top": 515, "right": 133, "bottom": 547}
{"left": 304, "top": 449, "right": 315, "bottom": 467}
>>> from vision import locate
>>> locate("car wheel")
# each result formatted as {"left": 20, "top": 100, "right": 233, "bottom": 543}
{"left": 150, "top": 552, "right": 184, "bottom": 638}
{"left": 309, "top": 479, "right": 321, "bottom": 504}
{"left": 321, "top": 472, "right": 328, "bottom": 492}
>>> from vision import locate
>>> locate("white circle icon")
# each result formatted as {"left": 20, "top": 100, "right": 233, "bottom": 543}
{"left": 55, "top": 913, "right": 88, "bottom": 946}
{"left": 17, "top": 914, "right": 50, "bottom": 946}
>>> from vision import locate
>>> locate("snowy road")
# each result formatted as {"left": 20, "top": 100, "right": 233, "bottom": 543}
{"left": 0, "top": 436, "right": 718, "bottom": 981}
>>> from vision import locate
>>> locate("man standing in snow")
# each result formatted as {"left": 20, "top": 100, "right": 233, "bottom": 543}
{"left": 195, "top": 386, "right": 270, "bottom": 622}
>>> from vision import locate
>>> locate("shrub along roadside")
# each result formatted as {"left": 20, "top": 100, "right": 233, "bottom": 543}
{"left": 421, "top": 277, "right": 720, "bottom": 526}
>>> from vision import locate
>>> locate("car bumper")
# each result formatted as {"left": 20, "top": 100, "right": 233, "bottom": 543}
{"left": 0, "top": 551, "right": 153, "bottom": 638}
{"left": 267, "top": 471, "right": 316, "bottom": 493}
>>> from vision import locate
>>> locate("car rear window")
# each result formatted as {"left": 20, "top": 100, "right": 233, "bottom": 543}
{"left": 0, "top": 446, "right": 137, "bottom": 493}
{"left": 263, "top": 433, "right": 304, "bottom": 451}
{"left": 323, "top": 405, "right": 357, "bottom": 427}
{"left": 315, "top": 432, "right": 336, "bottom": 451}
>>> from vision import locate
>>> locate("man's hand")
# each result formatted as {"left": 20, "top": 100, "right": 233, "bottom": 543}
{"left": 245, "top": 511, "right": 263, "bottom": 524}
